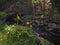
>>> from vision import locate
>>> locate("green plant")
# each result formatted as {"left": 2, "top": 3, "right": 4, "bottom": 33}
{"left": 0, "top": 11, "right": 7, "bottom": 30}
{"left": 0, "top": 25, "right": 36, "bottom": 45}
{"left": 0, "top": 11, "right": 7, "bottom": 17}
{"left": 0, "top": 0, "right": 7, "bottom": 4}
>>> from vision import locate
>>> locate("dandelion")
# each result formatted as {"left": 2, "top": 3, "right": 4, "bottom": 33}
{"left": 26, "top": 21, "right": 30, "bottom": 25}
{"left": 30, "top": 25, "right": 32, "bottom": 28}
{"left": 17, "top": 14, "right": 21, "bottom": 25}
{"left": 17, "top": 14, "right": 21, "bottom": 20}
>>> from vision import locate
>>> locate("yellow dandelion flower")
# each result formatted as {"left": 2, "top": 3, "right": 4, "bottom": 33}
{"left": 26, "top": 21, "right": 30, "bottom": 25}
{"left": 30, "top": 25, "right": 32, "bottom": 28}
{"left": 17, "top": 14, "right": 21, "bottom": 20}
